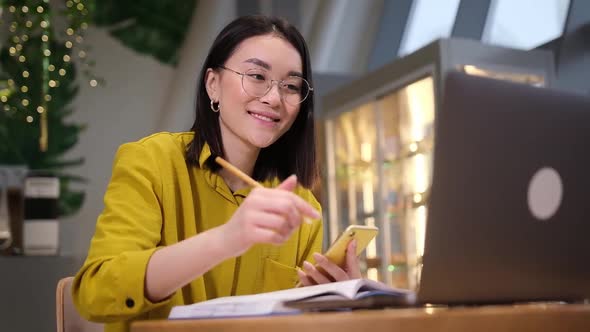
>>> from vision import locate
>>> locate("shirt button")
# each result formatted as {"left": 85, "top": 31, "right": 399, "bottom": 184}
{"left": 125, "top": 298, "right": 135, "bottom": 308}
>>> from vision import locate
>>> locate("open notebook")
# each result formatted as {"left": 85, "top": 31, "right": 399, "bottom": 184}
{"left": 168, "top": 279, "right": 413, "bottom": 319}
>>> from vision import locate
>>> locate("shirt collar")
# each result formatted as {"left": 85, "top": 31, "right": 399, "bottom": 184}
{"left": 198, "top": 142, "right": 212, "bottom": 168}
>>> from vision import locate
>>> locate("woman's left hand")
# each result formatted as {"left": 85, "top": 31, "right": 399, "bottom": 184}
{"left": 297, "top": 240, "right": 361, "bottom": 286}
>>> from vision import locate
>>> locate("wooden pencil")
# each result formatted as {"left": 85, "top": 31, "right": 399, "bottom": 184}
{"left": 214, "top": 156, "right": 263, "bottom": 188}
{"left": 214, "top": 155, "right": 312, "bottom": 225}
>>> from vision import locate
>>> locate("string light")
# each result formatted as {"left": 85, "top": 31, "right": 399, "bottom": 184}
{"left": 2, "top": 0, "right": 102, "bottom": 141}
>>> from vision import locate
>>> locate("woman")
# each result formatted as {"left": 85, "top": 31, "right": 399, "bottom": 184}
{"left": 73, "top": 15, "right": 360, "bottom": 332}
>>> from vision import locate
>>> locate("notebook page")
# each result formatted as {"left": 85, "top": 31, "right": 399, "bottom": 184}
{"left": 168, "top": 279, "right": 366, "bottom": 319}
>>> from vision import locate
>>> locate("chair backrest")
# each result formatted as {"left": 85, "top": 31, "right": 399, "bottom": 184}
{"left": 56, "top": 276, "right": 103, "bottom": 332}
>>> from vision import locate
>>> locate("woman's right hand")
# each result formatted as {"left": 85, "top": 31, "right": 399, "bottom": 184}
{"left": 221, "top": 175, "right": 320, "bottom": 257}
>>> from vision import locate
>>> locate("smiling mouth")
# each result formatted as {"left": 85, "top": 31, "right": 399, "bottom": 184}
{"left": 248, "top": 111, "right": 280, "bottom": 123}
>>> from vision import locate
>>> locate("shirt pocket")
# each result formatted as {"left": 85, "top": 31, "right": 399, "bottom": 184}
{"left": 260, "top": 258, "right": 299, "bottom": 293}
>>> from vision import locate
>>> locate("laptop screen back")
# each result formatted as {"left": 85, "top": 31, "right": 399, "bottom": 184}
{"left": 418, "top": 72, "right": 590, "bottom": 305}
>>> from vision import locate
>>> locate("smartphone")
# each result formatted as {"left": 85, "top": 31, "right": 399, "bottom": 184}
{"left": 323, "top": 225, "right": 379, "bottom": 267}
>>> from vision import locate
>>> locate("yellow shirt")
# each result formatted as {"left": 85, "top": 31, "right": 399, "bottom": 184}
{"left": 72, "top": 132, "right": 323, "bottom": 332}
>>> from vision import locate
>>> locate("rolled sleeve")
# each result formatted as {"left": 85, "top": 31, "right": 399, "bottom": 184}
{"left": 72, "top": 142, "right": 171, "bottom": 322}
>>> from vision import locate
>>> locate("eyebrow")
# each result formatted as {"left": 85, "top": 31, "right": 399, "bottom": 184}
{"left": 243, "top": 58, "right": 303, "bottom": 78}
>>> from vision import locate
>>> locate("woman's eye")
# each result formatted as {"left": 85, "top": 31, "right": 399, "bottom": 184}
{"left": 248, "top": 73, "right": 266, "bottom": 81}
{"left": 286, "top": 84, "right": 301, "bottom": 93}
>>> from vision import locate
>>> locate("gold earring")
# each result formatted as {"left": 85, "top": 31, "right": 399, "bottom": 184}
{"left": 210, "top": 100, "right": 220, "bottom": 113}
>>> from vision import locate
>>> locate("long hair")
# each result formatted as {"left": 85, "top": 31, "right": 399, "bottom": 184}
{"left": 186, "top": 15, "right": 317, "bottom": 188}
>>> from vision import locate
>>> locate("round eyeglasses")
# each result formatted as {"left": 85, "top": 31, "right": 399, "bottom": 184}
{"left": 219, "top": 66, "right": 313, "bottom": 106}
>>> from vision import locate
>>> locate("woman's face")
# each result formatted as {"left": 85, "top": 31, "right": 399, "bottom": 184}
{"left": 206, "top": 34, "right": 304, "bottom": 149}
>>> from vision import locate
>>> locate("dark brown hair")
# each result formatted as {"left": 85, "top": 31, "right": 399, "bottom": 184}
{"left": 186, "top": 15, "right": 317, "bottom": 188}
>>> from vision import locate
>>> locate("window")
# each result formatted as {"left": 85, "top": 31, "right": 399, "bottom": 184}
{"left": 482, "top": 0, "right": 570, "bottom": 50}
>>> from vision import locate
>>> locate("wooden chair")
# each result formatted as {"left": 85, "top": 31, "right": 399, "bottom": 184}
{"left": 56, "top": 276, "right": 103, "bottom": 332}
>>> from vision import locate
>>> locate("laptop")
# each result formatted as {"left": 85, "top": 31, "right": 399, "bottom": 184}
{"left": 287, "top": 72, "right": 590, "bottom": 311}
{"left": 418, "top": 71, "right": 590, "bottom": 305}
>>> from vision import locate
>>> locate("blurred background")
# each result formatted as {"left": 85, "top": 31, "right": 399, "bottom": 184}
{"left": 0, "top": 0, "right": 589, "bottom": 331}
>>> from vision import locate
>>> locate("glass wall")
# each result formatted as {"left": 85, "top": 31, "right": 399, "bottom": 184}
{"left": 325, "top": 76, "right": 435, "bottom": 288}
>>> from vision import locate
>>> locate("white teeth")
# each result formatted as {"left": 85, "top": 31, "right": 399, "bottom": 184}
{"left": 251, "top": 113, "right": 274, "bottom": 122}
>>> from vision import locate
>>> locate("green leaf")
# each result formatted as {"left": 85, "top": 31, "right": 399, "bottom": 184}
{"left": 59, "top": 189, "right": 85, "bottom": 217}
{"left": 93, "top": 0, "right": 197, "bottom": 66}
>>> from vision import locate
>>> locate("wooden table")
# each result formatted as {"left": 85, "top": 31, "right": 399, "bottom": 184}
{"left": 131, "top": 303, "right": 590, "bottom": 332}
